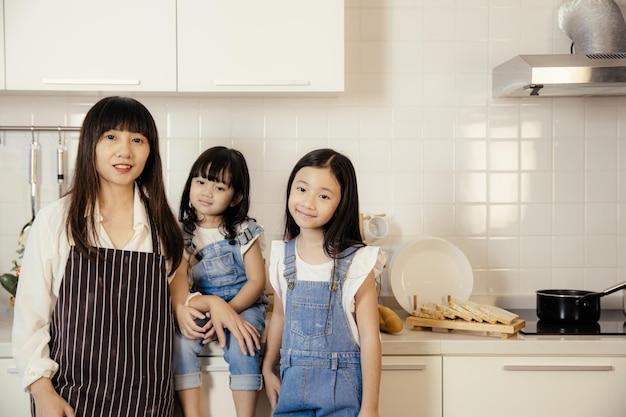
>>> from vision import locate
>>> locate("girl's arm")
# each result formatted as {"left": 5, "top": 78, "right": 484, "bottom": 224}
{"left": 169, "top": 256, "right": 207, "bottom": 340}
{"left": 228, "top": 239, "right": 266, "bottom": 313}
{"left": 355, "top": 270, "right": 382, "bottom": 417}
{"left": 262, "top": 294, "right": 284, "bottom": 410}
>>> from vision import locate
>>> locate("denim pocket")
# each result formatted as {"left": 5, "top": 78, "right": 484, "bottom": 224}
{"left": 196, "top": 252, "right": 238, "bottom": 287}
{"left": 289, "top": 299, "right": 332, "bottom": 338}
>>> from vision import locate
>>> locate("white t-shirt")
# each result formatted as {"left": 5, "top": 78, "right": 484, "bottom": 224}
{"left": 269, "top": 240, "right": 385, "bottom": 344}
{"left": 184, "top": 221, "right": 261, "bottom": 263}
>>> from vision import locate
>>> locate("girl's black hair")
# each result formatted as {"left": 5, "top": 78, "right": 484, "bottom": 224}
{"left": 179, "top": 146, "right": 252, "bottom": 240}
{"left": 284, "top": 148, "right": 364, "bottom": 258}
{"left": 66, "top": 96, "right": 183, "bottom": 274}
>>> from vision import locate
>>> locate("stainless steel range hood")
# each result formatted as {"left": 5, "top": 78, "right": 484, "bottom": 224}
{"left": 492, "top": 53, "right": 626, "bottom": 97}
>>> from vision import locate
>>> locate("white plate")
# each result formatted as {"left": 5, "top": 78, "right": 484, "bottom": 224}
{"left": 390, "top": 237, "right": 473, "bottom": 313}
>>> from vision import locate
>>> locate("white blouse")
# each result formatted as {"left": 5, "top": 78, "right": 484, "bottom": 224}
{"left": 269, "top": 240, "right": 385, "bottom": 344}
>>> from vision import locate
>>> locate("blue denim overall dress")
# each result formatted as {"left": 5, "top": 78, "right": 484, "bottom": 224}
{"left": 273, "top": 239, "right": 362, "bottom": 417}
{"left": 173, "top": 221, "right": 268, "bottom": 391}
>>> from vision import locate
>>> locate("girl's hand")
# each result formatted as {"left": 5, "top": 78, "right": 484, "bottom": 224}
{"left": 175, "top": 304, "right": 209, "bottom": 340}
{"left": 30, "top": 378, "right": 75, "bottom": 417}
{"left": 201, "top": 296, "right": 261, "bottom": 355}
{"left": 357, "top": 407, "right": 380, "bottom": 417}
{"left": 262, "top": 371, "right": 281, "bottom": 409}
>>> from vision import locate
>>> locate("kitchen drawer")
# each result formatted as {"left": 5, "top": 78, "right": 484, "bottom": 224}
{"left": 380, "top": 355, "right": 442, "bottom": 417}
{"left": 443, "top": 356, "right": 626, "bottom": 417}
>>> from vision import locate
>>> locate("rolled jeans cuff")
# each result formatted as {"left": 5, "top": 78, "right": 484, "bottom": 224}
{"left": 230, "top": 374, "right": 263, "bottom": 391}
{"left": 174, "top": 372, "right": 201, "bottom": 391}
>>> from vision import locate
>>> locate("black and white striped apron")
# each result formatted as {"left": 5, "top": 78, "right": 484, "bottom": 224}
{"left": 45, "top": 225, "right": 174, "bottom": 417}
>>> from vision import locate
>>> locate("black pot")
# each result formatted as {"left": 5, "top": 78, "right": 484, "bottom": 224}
{"left": 536, "top": 281, "right": 626, "bottom": 322}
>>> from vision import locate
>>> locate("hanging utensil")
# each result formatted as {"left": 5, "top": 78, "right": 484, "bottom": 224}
{"left": 17, "top": 129, "right": 39, "bottom": 246}
{"left": 57, "top": 127, "right": 66, "bottom": 198}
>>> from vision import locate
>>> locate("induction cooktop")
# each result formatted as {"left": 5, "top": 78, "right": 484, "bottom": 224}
{"left": 517, "top": 309, "right": 626, "bottom": 336}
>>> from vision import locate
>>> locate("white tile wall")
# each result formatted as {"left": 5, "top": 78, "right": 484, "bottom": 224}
{"left": 2, "top": 0, "right": 626, "bottom": 308}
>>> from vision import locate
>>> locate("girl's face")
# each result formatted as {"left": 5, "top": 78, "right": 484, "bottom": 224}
{"left": 95, "top": 129, "right": 150, "bottom": 188}
{"left": 288, "top": 166, "right": 341, "bottom": 232}
{"left": 189, "top": 167, "right": 240, "bottom": 227}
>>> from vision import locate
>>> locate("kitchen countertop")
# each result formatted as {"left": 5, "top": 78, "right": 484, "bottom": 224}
{"left": 2, "top": 302, "right": 626, "bottom": 359}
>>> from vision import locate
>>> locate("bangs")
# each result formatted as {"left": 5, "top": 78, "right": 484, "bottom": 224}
{"left": 95, "top": 97, "right": 156, "bottom": 137}
{"left": 195, "top": 159, "right": 232, "bottom": 186}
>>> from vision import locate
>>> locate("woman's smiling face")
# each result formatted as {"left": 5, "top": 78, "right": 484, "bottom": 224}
{"left": 95, "top": 129, "right": 150, "bottom": 188}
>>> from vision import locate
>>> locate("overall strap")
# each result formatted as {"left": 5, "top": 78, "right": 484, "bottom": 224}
{"left": 283, "top": 239, "right": 297, "bottom": 289}
{"left": 182, "top": 227, "right": 197, "bottom": 257}
{"left": 330, "top": 246, "right": 359, "bottom": 291}
{"left": 235, "top": 220, "right": 263, "bottom": 245}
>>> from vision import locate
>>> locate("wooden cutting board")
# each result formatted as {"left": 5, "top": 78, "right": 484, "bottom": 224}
{"left": 406, "top": 316, "right": 526, "bottom": 339}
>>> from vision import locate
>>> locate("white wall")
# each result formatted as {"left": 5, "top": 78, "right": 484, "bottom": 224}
{"left": 2, "top": 0, "right": 626, "bottom": 309}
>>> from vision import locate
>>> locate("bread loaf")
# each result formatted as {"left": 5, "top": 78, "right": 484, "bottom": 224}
{"left": 378, "top": 304, "right": 403, "bottom": 333}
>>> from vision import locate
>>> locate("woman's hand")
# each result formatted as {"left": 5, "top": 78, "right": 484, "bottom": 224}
{"left": 30, "top": 378, "right": 75, "bottom": 417}
{"left": 174, "top": 303, "right": 210, "bottom": 340}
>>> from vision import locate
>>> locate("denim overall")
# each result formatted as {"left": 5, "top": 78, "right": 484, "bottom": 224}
{"left": 173, "top": 221, "right": 268, "bottom": 391}
{"left": 273, "top": 239, "right": 362, "bottom": 417}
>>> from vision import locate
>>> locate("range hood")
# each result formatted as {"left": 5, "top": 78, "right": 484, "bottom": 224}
{"left": 493, "top": 53, "right": 626, "bottom": 97}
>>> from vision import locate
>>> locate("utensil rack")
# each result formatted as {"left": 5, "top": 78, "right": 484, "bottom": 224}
{"left": 0, "top": 126, "right": 80, "bottom": 133}
{"left": 0, "top": 126, "right": 80, "bottom": 146}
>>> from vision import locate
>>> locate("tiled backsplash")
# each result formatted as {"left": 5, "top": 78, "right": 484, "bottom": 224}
{"left": 2, "top": 0, "right": 626, "bottom": 309}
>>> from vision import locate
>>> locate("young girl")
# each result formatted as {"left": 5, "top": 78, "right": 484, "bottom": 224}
{"left": 173, "top": 146, "right": 268, "bottom": 417}
{"left": 12, "top": 97, "right": 258, "bottom": 417}
{"left": 263, "top": 148, "right": 383, "bottom": 417}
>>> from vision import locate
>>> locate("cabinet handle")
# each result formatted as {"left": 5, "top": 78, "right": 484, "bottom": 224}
{"left": 200, "top": 365, "right": 229, "bottom": 372}
{"left": 7, "top": 367, "right": 19, "bottom": 374}
{"left": 382, "top": 364, "right": 427, "bottom": 371}
{"left": 503, "top": 365, "right": 614, "bottom": 372}
{"left": 42, "top": 78, "right": 141, "bottom": 86}
{"left": 214, "top": 80, "right": 310, "bottom": 86}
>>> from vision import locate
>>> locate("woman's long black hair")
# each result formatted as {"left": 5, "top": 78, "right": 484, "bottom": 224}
{"left": 284, "top": 148, "right": 364, "bottom": 258}
{"left": 66, "top": 96, "right": 183, "bottom": 274}
{"left": 179, "top": 146, "right": 252, "bottom": 240}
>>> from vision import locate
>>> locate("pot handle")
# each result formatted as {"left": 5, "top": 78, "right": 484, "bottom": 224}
{"left": 599, "top": 281, "right": 626, "bottom": 297}
{"left": 578, "top": 281, "right": 626, "bottom": 305}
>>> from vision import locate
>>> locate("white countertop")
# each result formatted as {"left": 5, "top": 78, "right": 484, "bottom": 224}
{"left": 2, "top": 299, "right": 626, "bottom": 359}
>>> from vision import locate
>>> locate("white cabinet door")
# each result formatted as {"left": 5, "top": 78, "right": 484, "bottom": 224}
{"left": 4, "top": 0, "right": 176, "bottom": 92}
{"left": 177, "top": 0, "right": 344, "bottom": 95}
{"left": 189, "top": 356, "right": 272, "bottom": 417}
{"left": 0, "top": 0, "right": 5, "bottom": 90}
{"left": 443, "top": 356, "right": 626, "bottom": 417}
{"left": 380, "top": 356, "right": 442, "bottom": 417}
{"left": 0, "top": 358, "right": 31, "bottom": 416}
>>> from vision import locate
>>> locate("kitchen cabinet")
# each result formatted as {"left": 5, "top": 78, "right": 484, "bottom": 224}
{"left": 380, "top": 356, "right": 442, "bottom": 417}
{"left": 3, "top": 0, "right": 176, "bottom": 92}
{"left": 443, "top": 356, "right": 626, "bottom": 417}
{"left": 187, "top": 355, "right": 442, "bottom": 417}
{"left": 177, "top": 0, "right": 344, "bottom": 95}
{"left": 0, "top": 358, "right": 31, "bottom": 416}
{"left": 0, "top": 0, "right": 5, "bottom": 90}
